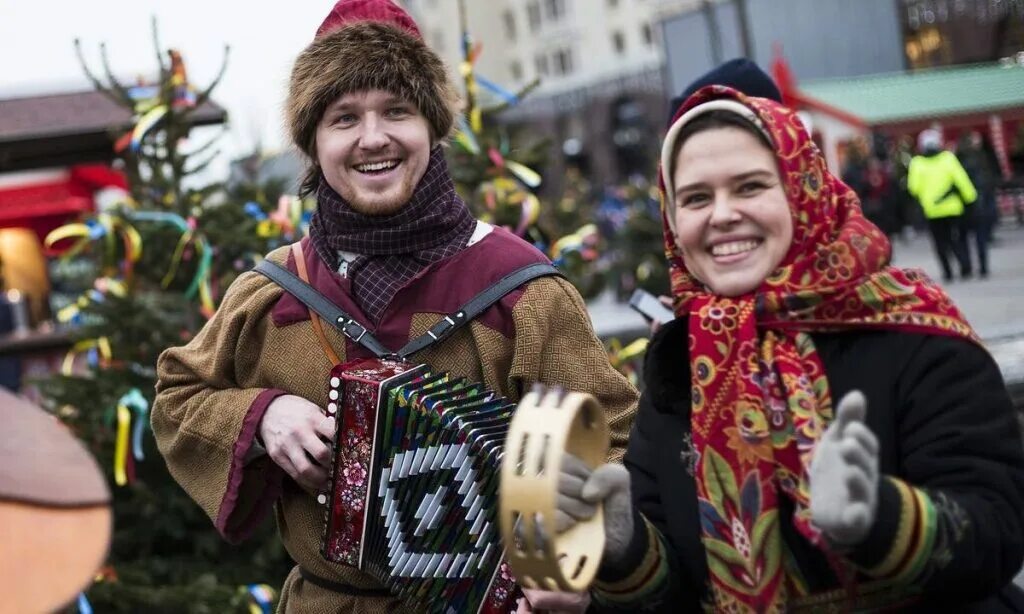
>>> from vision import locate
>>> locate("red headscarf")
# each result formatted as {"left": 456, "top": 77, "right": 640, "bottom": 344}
{"left": 660, "top": 86, "right": 977, "bottom": 610}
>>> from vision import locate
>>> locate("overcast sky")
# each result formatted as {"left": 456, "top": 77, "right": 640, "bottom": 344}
{"left": 1, "top": 0, "right": 339, "bottom": 178}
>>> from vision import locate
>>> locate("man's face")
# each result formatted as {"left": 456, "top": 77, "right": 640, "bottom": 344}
{"left": 315, "top": 89, "right": 433, "bottom": 216}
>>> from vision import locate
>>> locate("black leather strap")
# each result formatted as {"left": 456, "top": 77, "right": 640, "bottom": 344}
{"left": 396, "top": 262, "right": 561, "bottom": 358}
{"left": 253, "top": 259, "right": 395, "bottom": 358}
{"left": 254, "top": 258, "right": 562, "bottom": 360}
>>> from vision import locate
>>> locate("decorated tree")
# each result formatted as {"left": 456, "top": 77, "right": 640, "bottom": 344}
{"left": 36, "top": 22, "right": 297, "bottom": 613}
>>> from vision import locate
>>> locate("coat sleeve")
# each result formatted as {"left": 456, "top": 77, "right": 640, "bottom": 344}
{"left": 949, "top": 152, "right": 979, "bottom": 205}
{"left": 151, "top": 269, "right": 288, "bottom": 544}
{"left": 507, "top": 276, "right": 638, "bottom": 462}
{"left": 907, "top": 157, "right": 922, "bottom": 199}
{"left": 590, "top": 393, "right": 704, "bottom": 612}
{"left": 842, "top": 334, "right": 1024, "bottom": 601}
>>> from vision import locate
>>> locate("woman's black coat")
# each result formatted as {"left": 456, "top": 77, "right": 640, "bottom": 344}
{"left": 595, "top": 316, "right": 1024, "bottom": 612}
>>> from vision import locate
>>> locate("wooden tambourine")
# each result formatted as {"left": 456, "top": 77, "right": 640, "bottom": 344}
{"left": 500, "top": 386, "right": 610, "bottom": 592}
{"left": 0, "top": 389, "right": 112, "bottom": 613}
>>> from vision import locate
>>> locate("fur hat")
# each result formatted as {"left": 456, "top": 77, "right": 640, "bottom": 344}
{"left": 286, "top": 0, "right": 457, "bottom": 162}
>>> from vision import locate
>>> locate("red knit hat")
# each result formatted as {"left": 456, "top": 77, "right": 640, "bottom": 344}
{"left": 315, "top": 0, "right": 422, "bottom": 40}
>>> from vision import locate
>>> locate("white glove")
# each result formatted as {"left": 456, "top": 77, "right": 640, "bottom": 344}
{"left": 555, "top": 454, "right": 635, "bottom": 563}
{"left": 809, "top": 390, "right": 881, "bottom": 547}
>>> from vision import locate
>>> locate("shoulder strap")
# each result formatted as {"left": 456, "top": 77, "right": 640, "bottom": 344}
{"left": 253, "top": 256, "right": 395, "bottom": 359}
{"left": 396, "top": 262, "right": 561, "bottom": 358}
{"left": 254, "top": 256, "right": 562, "bottom": 360}
{"left": 291, "top": 243, "right": 342, "bottom": 366}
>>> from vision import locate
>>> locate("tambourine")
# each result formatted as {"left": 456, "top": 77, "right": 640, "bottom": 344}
{"left": 499, "top": 386, "right": 609, "bottom": 592}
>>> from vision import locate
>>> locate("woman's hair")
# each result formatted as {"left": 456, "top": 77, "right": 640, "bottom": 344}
{"left": 670, "top": 109, "right": 774, "bottom": 163}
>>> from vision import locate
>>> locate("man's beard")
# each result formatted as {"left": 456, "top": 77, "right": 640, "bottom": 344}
{"left": 343, "top": 175, "right": 416, "bottom": 216}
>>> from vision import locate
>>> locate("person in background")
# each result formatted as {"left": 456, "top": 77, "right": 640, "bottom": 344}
{"left": 908, "top": 129, "right": 977, "bottom": 282}
{"left": 958, "top": 131, "right": 1001, "bottom": 272}
{"left": 554, "top": 86, "right": 1024, "bottom": 612}
{"left": 666, "top": 58, "right": 783, "bottom": 127}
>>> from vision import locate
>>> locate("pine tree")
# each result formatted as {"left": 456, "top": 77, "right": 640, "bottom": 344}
{"left": 37, "top": 22, "right": 292, "bottom": 613}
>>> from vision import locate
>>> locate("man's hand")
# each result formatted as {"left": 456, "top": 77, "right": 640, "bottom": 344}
{"left": 516, "top": 589, "right": 590, "bottom": 613}
{"left": 809, "top": 390, "right": 880, "bottom": 547}
{"left": 258, "top": 394, "right": 335, "bottom": 493}
{"left": 555, "top": 455, "right": 634, "bottom": 563}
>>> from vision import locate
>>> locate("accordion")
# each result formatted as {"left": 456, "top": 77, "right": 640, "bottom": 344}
{"left": 320, "top": 358, "right": 519, "bottom": 614}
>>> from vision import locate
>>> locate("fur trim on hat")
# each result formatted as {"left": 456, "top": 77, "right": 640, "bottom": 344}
{"left": 286, "top": 21, "right": 457, "bottom": 160}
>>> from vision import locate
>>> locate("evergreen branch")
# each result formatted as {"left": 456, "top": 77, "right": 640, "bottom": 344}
{"left": 74, "top": 38, "right": 134, "bottom": 108}
{"left": 183, "top": 128, "right": 227, "bottom": 159}
{"left": 192, "top": 45, "right": 231, "bottom": 110}
{"left": 183, "top": 149, "right": 221, "bottom": 177}
{"left": 151, "top": 16, "right": 169, "bottom": 80}
{"left": 98, "top": 42, "right": 138, "bottom": 108}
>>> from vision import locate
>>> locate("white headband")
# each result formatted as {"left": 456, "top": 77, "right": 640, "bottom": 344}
{"left": 660, "top": 99, "right": 772, "bottom": 233}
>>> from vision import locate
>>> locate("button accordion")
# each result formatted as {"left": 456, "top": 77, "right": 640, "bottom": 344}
{"left": 319, "top": 358, "right": 519, "bottom": 613}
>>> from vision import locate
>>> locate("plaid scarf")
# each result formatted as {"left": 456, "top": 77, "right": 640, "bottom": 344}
{"left": 309, "top": 146, "right": 476, "bottom": 324}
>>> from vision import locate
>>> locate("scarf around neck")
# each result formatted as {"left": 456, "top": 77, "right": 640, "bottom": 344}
{"left": 660, "top": 86, "right": 977, "bottom": 611}
{"left": 309, "top": 146, "right": 476, "bottom": 324}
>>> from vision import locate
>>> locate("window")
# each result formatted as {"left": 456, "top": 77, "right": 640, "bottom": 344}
{"left": 503, "top": 9, "right": 517, "bottom": 41}
{"left": 553, "top": 47, "right": 574, "bottom": 74}
{"left": 544, "top": 0, "right": 566, "bottom": 21}
{"left": 535, "top": 53, "right": 549, "bottom": 76}
{"left": 527, "top": 1, "right": 542, "bottom": 31}
{"left": 642, "top": 23, "right": 653, "bottom": 46}
{"left": 612, "top": 30, "right": 626, "bottom": 54}
{"left": 510, "top": 60, "right": 523, "bottom": 81}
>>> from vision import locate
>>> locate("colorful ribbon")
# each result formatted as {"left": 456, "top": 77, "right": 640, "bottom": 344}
{"left": 245, "top": 584, "right": 275, "bottom": 614}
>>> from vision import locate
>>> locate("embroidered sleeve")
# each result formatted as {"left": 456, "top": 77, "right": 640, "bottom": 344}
{"left": 845, "top": 477, "right": 937, "bottom": 583}
{"left": 592, "top": 514, "right": 674, "bottom": 610}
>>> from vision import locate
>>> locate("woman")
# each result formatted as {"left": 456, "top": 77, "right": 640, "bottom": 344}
{"left": 544, "top": 87, "right": 1024, "bottom": 612}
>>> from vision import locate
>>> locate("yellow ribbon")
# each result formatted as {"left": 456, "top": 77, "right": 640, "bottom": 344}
{"left": 114, "top": 403, "right": 131, "bottom": 486}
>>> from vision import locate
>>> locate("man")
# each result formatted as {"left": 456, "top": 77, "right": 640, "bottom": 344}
{"left": 908, "top": 129, "right": 977, "bottom": 282}
{"left": 150, "top": 2, "right": 637, "bottom": 612}
{"left": 957, "top": 130, "right": 1000, "bottom": 276}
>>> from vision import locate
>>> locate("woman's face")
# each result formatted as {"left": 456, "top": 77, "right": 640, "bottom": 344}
{"left": 671, "top": 126, "right": 793, "bottom": 297}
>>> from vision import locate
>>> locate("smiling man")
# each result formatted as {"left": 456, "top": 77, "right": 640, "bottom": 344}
{"left": 150, "top": 1, "right": 637, "bottom": 612}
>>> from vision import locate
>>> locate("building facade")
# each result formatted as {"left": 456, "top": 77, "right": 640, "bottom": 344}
{"left": 405, "top": 0, "right": 697, "bottom": 193}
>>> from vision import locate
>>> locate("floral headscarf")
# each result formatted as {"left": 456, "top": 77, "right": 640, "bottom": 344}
{"left": 659, "top": 86, "right": 977, "bottom": 611}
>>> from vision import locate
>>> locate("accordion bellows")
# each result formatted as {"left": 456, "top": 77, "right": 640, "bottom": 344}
{"left": 321, "top": 358, "right": 519, "bottom": 613}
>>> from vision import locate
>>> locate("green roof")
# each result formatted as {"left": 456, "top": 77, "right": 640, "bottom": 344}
{"left": 799, "top": 62, "right": 1024, "bottom": 124}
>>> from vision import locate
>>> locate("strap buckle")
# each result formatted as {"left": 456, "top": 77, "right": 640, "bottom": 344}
{"left": 339, "top": 318, "right": 367, "bottom": 343}
{"left": 426, "top": 312, "right": 463, "bottom": 340}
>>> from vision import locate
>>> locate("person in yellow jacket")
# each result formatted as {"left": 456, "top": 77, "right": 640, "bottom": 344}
{"left": 908, "top": 129, "right": 978, "bottom": 282}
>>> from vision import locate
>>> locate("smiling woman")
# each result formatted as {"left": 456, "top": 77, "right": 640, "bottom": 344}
{"left": 666, "top": 111, "right": 793, "bottom": 297}
{"left": 539, "top": 85, "right": 1024, "bottom": 613}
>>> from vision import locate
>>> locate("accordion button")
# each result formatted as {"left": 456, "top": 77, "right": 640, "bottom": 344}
{"left": 330, "top": 377, "right": 341, "bottom": 387}
{"left": 329, "top": 390, "right": 339, "bottom": 400}
{"left": 327, "top": 403, "right": 338, "bottom": 415}
{"left": 317, "top": 493, "right": 328, "bottom": 505}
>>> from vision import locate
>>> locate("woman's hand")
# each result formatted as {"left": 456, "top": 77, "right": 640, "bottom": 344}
{"left": 555, "top": 455, "right": 634, "bottom": 563}
{"left": 258, "top": 394, "right": 335, "bottom": 493}
{"left": 810, "top": 390, "right": 880, "bottom": 547}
